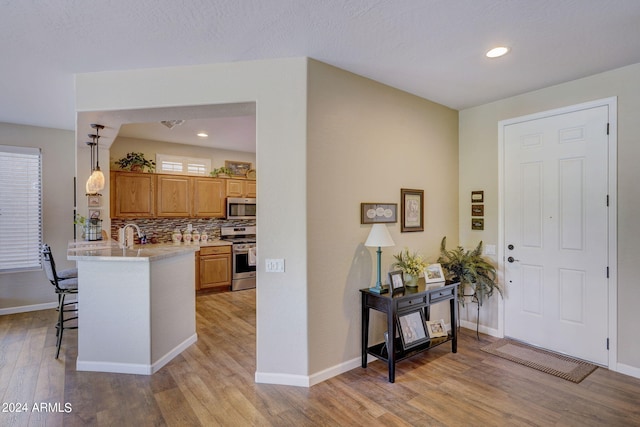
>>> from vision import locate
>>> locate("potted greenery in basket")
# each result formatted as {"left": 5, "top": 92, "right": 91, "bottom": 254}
{"left": 437, "top": 236, "right": 501, "bottom": 306}
{"left": 114, "top": 152, "right": 156, "bottom": 172}
{"left": 392, "top": 248, "right": 427, "bottom": 287}
{"left": 210, "top": 167, "right": 233, "bottom": 178}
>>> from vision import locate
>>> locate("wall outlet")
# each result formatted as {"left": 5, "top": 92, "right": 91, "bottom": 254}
{"left": 266, "top": 258, "right": 285, "bottom": 273}
{"left": 484, "top": 244, "right": 496, "bottom": 256}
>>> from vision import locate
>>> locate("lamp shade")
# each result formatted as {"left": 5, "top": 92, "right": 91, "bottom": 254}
{"left": 365, "top": 224, "right": 395, "bottom": 248}
{"left": 85, "top": 168, "right": 105, "bottom": 194}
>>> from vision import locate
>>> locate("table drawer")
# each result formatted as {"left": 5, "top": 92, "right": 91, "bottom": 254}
{"left": 429, "top": 287, "right": 455, "bottom": 302}
{"left": 397, "top": 296, "right": 427, "bottom": 310}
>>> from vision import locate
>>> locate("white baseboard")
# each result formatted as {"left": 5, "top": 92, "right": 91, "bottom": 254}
{"left": 614, "top": 362, "right": 640, "bottom": 380}
{"left": 254, "top": 372, "right": 311, "bottom": 387}
{"left": 459, "top": 319, "right": 500, "bottom": 338}
{"left": 0, "top": 302, "right": 58, "bottom": 315}
{"left": 77, "top": 333, "right": 198, "bottom": 375}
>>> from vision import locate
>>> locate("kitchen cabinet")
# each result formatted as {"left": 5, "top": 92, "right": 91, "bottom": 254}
{"left": 156, "top": 174, "right": 191, "bottom": 217}
{"left": 111, "top": 172, "right": 155, "bottom": 218}
{"left": 193, "top": 178, "right": 225, "bottom": 217}
{"left": 196, "top": 245, "right": 232, "bottom": 292}
{"left": 226, "top": 178, "right": 257, "bottom": 198}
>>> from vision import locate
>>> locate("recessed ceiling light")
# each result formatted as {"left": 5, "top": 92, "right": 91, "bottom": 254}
{"left": 486, "top": 46, "right": 510, "bottom": 58}
{"left": 197, "top": 132, "right": 208, "bottom": 138}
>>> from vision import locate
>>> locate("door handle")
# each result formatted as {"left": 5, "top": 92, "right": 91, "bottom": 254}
{"left": 507, "top": 256, "right": 520, "bottom": 263}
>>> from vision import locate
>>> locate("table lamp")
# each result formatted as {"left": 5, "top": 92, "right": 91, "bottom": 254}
{"left": 365, "top": 224, "right": 395, "bottom": 294}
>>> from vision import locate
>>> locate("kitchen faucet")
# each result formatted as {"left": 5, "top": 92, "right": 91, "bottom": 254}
{"left": 119, "top": 223, "right": 143, "bottom": 248}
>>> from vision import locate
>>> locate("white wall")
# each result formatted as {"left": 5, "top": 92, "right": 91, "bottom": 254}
{"left": 76, "top": 58, "right": 310, "bottom": 384}
{"left": 306, "top": 60, "right": 459, "bottom": 378}
{"left": 0, "top": 123, "right": 76, "bottom": 312}
{"left": 459, "top": 62, "right": 640, "bottom": 374}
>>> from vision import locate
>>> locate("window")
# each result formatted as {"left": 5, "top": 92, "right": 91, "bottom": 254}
{"left": 156, "top": 154, "right": 211, "bottom": 176}
{"left": 0, "top": 145, "right": 42, "bottom": 272}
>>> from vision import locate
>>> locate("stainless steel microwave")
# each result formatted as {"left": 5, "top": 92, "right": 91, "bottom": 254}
{"left": 226, "top": 197, "right": 257, "bottom": 219}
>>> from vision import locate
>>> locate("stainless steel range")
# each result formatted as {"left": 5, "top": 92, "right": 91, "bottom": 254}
{"left": 220, "top": 225, "right": 256, "bottom": 291}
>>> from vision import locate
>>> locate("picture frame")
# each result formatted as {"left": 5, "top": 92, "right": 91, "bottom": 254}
{"left": 424, "top": 263, "right": 445, "bottom": 283}
{"left": 400, "top": 188, "right": 424, "bottom": 232}
{"left": 225, "top": 160, "right": 252, "bottom": 177}
{"left": 89, "top": 209, "right": 101, "bottom": 220}
{"left": 388, "top": 270, "right": 405, "bottom": 293}
{"left": 361, "top": 203, "right": 398, "bottom": 224}
{"left": 472, "top": 218, "right": 485, "bottom": 230}
{"left": 426, "top": 319, "right": 448, "bottom": 338}
{"left": 397, "top": 309, "right": 429, "bottom": 350}
{"left": 87, "top": 195, "right": 101, "bottom": 207}
{"left": 471, "top": 204, "right": 484, "bottom": 216}
{"left": 471, "top": 190, "right": 484, "bottom": 203}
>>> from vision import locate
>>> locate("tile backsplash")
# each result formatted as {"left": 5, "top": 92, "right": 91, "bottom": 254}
{"left": 110, "top": 218, "right": 256, "bottom": 244}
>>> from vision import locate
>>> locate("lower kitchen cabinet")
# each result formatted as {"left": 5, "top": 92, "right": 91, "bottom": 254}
{"left": 196, "top": 245, "right": 232, "bottom": 292}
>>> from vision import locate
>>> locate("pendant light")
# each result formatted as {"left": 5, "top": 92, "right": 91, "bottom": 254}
{"left": 85, "top": 124, "right": 105, "bottom": 194}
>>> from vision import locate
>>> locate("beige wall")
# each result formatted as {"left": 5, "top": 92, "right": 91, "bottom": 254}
{"left": 459, "top": 63, "right": 640, "bottom": 374}
{"left": 306, "top": 60, "right": 459, "bottom": 374}
{"left": 0, "top": 123, "right": 76, "bottom": 311}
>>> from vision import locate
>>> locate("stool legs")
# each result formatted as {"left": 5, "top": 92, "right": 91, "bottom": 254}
{"left": 55, "top": 292, "right": 78, "bottom": 359}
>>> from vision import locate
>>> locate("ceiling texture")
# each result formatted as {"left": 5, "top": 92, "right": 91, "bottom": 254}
{"left": 2, "top": 0, "right": 640, "bottom": 151}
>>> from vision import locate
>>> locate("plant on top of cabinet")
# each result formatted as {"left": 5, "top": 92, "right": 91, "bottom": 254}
{"left": 114, "top": 152, "right": 156, "bottom": 172}
{"left": 210, "top": 167, "right": 233, "bottom": 178}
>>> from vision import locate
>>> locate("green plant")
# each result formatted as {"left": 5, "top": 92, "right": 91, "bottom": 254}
{"left": 114, "top": 152, "right": 156, "bottom": 172}
{"left": 437, "top": 236, "right": 501, "bottom": 306}
{"left": 74, "top": 214, "right": 87, "bottom": 226}
{"left": 392, "top": 248, "right": 427, "bottom": 277}
{"left": 210, "top": 167, "right": 233, "bottom": 177}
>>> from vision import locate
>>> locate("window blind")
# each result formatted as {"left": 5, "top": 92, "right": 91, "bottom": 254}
{"left": 0, "top": 145, "right": 42, "bottom": 272}
{"left": 156, "top": 154, "right": 210, "bottom": 176}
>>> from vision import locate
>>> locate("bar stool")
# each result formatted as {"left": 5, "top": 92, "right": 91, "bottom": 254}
{"left": 42, "top": 244, "right": 78, "bottom": 359}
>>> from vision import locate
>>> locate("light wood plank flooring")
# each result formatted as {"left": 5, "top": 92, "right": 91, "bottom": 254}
{"left": 2, "top": 289, "right": 640, "bottom": 426}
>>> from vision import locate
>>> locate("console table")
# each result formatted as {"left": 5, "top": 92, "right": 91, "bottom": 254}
{"left": 360, "top": 281, "right": 458, "bottom": 382}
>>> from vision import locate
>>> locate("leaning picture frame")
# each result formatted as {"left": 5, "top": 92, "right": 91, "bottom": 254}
{"left": 225, "top": 160, "right": 252, "bottom": 177}
{"left": 400, "top": 188, "right": 424, "bottom": 232}
{"left": 426, "top": 319, "right": 448, "bottom": 338}
{"left": 397, "top": 309, "right": 429, "bottom": 350}
{"left": 388, "top": 270, "right": 405, "bottom": 293}
{"left": 424, "top": 263, "right": 445, "bottom": 283}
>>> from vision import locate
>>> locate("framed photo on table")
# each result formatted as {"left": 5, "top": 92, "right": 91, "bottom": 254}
{"left": 397, "top": 309, "right": 429, "bottom": 350}
{"left": 424, "top": 263, "right": 445, "bottom": 283}
{"left": 400, "top": 188, "right": 424, "bottom": 232}
{"left": 388, "top": 270, "right": 405, "bottom": 293}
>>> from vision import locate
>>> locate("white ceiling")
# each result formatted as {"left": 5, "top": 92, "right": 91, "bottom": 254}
{"left": 2, "top": 0, "right": 640, "bottom": 152}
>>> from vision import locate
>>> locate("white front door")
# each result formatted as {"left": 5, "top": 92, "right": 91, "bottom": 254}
{"left": 502, "top": 104, "right": 610, "bottom": 365}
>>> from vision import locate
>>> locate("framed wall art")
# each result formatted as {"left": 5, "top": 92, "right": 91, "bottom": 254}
{"left": 397, "top": 309, "right": 429, "bottom": 350}
{"left": 471, "top": 204, "right": 484, "bottom": 216}
{"left": 471, "top": 190, "right": 484, "bottom": 203}
{"left": 360, "top": 203, "right": 397, "bottom": 224}
{"left": 88, "top": 195, "right": 101, "bottom": 207}
{"left": 424, "top": 263, "right": 445, "bottom": 283}
{"left": 225, "top": 160, "right": 252, "bottom": 177}
{"left": 400, "top": 188, "right": 424, "bottom": 232}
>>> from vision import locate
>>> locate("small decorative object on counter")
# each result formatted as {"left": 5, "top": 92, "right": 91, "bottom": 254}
{"left": 171, "top": 228, "right": 182, "bottom": 243}
{"left": 183, "top": 229, "right": 192, "bottom": 243}
{"left": 200, "top": 230, "right": 208, "bottom": 242}
{"left": 192, "top": 229, "right": 200, "bottom": 243}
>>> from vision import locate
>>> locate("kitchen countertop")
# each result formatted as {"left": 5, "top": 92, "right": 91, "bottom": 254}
{"left": 67, "top": 240, "right": 231, "bottom": 262}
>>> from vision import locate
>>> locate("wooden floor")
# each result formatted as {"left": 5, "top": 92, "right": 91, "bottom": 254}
{"left": 2, "top": 290, "right": 640, "bottom": 426}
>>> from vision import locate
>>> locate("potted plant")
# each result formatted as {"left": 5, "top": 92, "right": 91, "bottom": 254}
{"left": 210, "top": 167, "right": 233, "bottom": 178}
{"left": 437, "top": 236, "right": 501, "bottom": 306}
{"left": 392, "top": 248, "right": 427, "bottom": 287}
{"left": 114, "top": 152, "right": 156, "bottom": 172}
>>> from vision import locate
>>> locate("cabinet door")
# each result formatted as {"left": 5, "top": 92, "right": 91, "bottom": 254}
{"left": 193, "top": 178, "right": 225, "bottom": 217}
{"left": 112, "top": 172, "right": 155, "bottom": 217}
{"left": 245, "top": 180, "right": 257, "bottom": 198}
{"left": 157, "top": 175, "right": 191, "bottom": 217}
{"left": 226, "top": 179, "right": 244, "bottom": 198}
{"left": 199, "top": 254, "right": 231, "bottom": 290}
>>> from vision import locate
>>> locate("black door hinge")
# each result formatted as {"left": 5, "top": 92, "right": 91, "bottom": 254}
{"left": 607, "top": 338, "right": 609, "bottom": 350}
{"left": 607, "top": 123, "right": 610, "bottom": 135}
{"left": 606, "top": 266, "right": 609, "bottom": 278}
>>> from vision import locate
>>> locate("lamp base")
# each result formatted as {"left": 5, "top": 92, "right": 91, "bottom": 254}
{"left": 369, "top": 285, "right": 389, "bottom": 294}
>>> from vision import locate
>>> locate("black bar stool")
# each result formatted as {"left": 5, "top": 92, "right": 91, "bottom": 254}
{"left": 41, "top": 244, "right": 78, "bottom": 359}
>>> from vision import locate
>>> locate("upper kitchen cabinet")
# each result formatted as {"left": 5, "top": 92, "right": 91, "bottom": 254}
{"left": 157, "top": 174, "right": 192, "bottom": 217}
{"left": 111, "top": 172, "right": 155, "bottom": 218}
{"left": 226, "top": 178, "right": 257, "bottom": 198}
{"left": 193, "top": 178, "right": 225, "bottom": 217}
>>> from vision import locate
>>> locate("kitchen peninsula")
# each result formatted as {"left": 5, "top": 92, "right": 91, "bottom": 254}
{"left": 68, "top": 241, "right": 201, "bottom": 375}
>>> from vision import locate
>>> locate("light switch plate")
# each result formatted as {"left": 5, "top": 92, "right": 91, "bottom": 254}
{"left": 484, "top": 244, "right": 496, "bottom": 256}
{"left": 266, "top": 258, "right": 285, "bottom": 273}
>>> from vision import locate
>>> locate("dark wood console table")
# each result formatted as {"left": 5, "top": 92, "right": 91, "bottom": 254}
{"left": 360, "top": 281, "right": 459, "bottom": 382}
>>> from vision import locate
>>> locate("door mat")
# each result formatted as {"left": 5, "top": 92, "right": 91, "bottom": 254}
{"left": 481, "top": 339, "right": 598, "bottom": 383}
